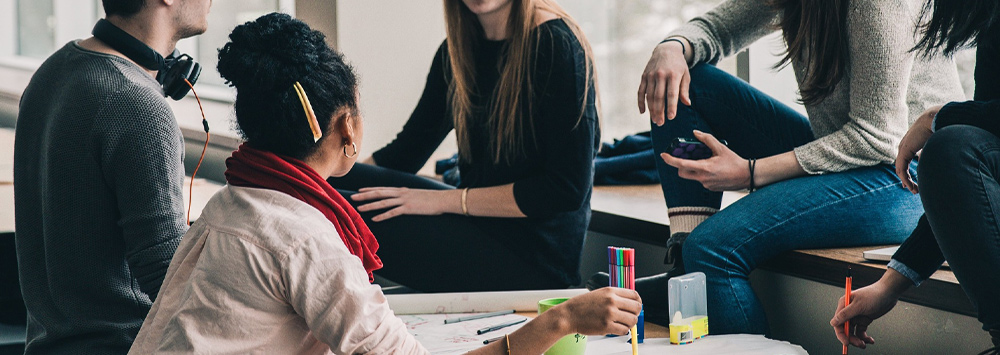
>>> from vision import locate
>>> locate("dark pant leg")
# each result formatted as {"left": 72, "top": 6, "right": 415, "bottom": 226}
{"left": 919, "top": 125, "right": 1000, "bottom": 331}
{"left": 650, "top": 64, "right": 815, "bottom": 209}
{"left": 0, "top": 233, "right": 25, "bottom": 325}
{"left": 328, "top": 163, "right": 453, "bottom": 191}
{"left": 330, "top": 164, "right": 565, "bottom": 292}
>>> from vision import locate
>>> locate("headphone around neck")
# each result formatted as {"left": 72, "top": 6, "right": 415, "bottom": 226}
{"left": 92, "top": 19, "right": 201, "bottom": 100}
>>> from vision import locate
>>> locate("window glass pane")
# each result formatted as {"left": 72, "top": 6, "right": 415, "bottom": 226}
{"left": 187, "top": 0, "right": 281, "bottom": 88}
{"left": 16, "top": 0, "right": 55, "bottom": 59}
{"left": 563, "top": 0, "right": 723, "bottom": 140}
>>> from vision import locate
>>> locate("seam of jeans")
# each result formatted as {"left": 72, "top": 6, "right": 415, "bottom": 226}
{"left": 969, "top": 157, "right": 1000, "bottom": 331}
{"left": 975, "top": 157, "right": 1000, "bottom": 270}
{"left": 717, "top": 172, "right": 905, "bottom": 327}
{"left": 972, "top": 147, "right": 1000, "bottom": 250}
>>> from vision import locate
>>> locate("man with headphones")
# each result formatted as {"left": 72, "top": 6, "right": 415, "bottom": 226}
{"left": 13, "top": 0, "right": 210, "bottom": 354}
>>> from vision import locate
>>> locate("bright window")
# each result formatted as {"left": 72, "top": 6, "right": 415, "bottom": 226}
{"left": 0, "top": 0, "right": 296, "bottom": 139}
{"left": 3, "top": 0, "right": 290, "bottom": 91}
{"left": 563, "top": 0, "right": 729, "bottom": 141}
{"left": 564, "top": 0, "right": 977, "bottom": 141}
{"left": 15, "top": 0, "right": 57, "bottom": 59}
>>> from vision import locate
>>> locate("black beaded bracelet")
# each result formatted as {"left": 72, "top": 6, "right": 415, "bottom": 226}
{"left": 748, "top": 158, "right": 757, "bottom": 193}
{"left": 659, "top": 38, "right": 686, "bottom": 56}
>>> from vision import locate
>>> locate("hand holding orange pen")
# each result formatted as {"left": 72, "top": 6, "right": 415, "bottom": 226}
{"left": 843, "top": 267, "right": 852, "bottom": 355}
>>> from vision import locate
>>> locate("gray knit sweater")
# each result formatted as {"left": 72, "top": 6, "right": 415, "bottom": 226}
{"left": 670, "top": 0, "right": 965, "bottom": 173}
{"left": 13, "top": 42, "right": 187, "bottom": 354}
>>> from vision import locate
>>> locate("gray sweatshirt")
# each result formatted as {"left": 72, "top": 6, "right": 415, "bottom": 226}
{"left": 13, "top": 41, "right": 187, "bottom": 354}
{"left": 669, "top": 0, "right": 965, "bottom": 173}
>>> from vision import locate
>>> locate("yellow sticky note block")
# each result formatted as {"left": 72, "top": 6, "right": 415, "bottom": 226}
{"left": 690, "top": 316, "right": 709, "bottom": 339}
{"left": 669, "top": 323, "right": 694, "bottom": 345}
{"left": 669, "top": 315, "right": 709, "bottom": 345}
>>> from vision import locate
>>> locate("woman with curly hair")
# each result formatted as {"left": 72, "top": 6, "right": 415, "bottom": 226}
{"left": 128, "top": 13, "right": 640, "bottom": 354}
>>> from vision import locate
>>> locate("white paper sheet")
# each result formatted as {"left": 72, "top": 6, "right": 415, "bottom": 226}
{"left": 400, "top": 313, "right": 528, "bottom": 355}
{"left": 584, "top": 335, "right": 808, "bottom": 355}
{"left": 387, "top": 289, "right": 588, "bottom": 315}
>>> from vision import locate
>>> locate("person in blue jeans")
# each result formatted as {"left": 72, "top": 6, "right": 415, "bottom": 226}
{"left": 831, "top": 1, "right": 1000, "bottom": 353}
{"left": 607, "top": 0, "right": 966, "bottom": 335}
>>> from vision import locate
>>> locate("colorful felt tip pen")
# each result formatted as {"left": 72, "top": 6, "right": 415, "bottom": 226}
{"left": 843, "top": 267, "right": 852, "bottom": 355}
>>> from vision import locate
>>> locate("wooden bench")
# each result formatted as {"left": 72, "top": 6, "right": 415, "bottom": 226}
{"left": 588, "top": 184, "right": 974, "bottom": 317}
{"left": 1, "top": 122, "right": 975, "bottom": 317}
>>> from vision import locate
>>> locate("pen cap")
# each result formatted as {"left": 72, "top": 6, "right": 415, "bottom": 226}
{"left": 606, "top": 246, "right": 636, "bottom": 289}
{"left": 668, "top": 272, "right": 707, "bottom": 319}
{"left": 637, "top": 308, "right": 644, "bottom": 343}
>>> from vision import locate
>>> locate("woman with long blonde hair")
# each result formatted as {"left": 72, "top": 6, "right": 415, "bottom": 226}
{"left": 328, "top": 0, "right": 599, "bottom": 292}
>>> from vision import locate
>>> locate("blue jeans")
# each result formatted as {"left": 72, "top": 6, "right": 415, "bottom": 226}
{"left": 651, "top": 65, "right": 924, "bottom": 334}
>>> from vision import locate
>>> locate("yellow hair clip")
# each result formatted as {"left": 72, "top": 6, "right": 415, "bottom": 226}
{"left": 292, "top": 81, "right": 323, "bottom": 142}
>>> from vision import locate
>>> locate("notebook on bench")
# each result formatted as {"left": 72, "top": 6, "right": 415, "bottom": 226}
{"left": 863, "top": 246, "right": 949, "bottom": 268}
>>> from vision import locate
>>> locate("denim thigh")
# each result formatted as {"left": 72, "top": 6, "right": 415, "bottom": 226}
{"left": 683, "top": 163, "right": 923, "bottom": 334}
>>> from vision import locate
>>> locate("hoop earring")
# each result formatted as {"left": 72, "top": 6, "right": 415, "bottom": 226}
{"left": 344, "top": 142, "right": 358, "bottom": 158}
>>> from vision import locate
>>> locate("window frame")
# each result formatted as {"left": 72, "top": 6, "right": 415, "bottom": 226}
{"left": 0, "top": 0, "right": 297, "bottom": 103}
{"left": 0, "top": 0, "right": 298, "bottom": 142}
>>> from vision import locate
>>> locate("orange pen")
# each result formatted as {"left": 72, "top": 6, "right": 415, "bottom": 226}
{"left": 843, "top": 267, "right": 852, "bottom": 355}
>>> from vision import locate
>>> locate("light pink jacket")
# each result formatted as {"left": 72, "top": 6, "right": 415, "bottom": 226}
{"left": 130, "top": 185, "right": 427, "bottom": 354}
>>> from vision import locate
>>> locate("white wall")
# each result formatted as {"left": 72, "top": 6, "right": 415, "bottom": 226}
{"left": 336, "top": 1, "right": 450, "bottom": 162}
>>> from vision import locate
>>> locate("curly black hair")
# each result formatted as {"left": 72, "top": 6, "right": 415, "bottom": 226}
{"left": 218, "top": 12, "right": 359, "bottom": 160}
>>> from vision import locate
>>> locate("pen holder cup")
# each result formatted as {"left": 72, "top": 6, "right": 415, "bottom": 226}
{"left": 538, "top": 298, "right": 587, "bottom": 355}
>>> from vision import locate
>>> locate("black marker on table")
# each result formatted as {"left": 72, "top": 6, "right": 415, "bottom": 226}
{"left": 445, "top": 309, "right": 515, "bottom": 324}
{"left": 476, "top": 318, "right": 527, "bottom": 335}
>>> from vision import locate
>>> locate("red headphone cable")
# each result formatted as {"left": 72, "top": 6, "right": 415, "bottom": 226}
{"left": 183, "top": 78, "right": 209, "bottom": 225}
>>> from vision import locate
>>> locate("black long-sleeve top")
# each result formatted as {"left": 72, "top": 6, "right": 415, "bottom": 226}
{"left": 372, "top": 19, "right": 599, "bottom": 286}
{"left": 891, "top": 38, "right": 1000, "bottom": 285}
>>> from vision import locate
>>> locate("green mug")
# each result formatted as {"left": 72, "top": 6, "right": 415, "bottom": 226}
{"left": 538, "top": 298, "right": 587, "bottom": 355}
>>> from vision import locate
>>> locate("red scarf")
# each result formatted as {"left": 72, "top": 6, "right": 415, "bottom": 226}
{"left": 225, "top": 144, "right": 382, "bottom": 282}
